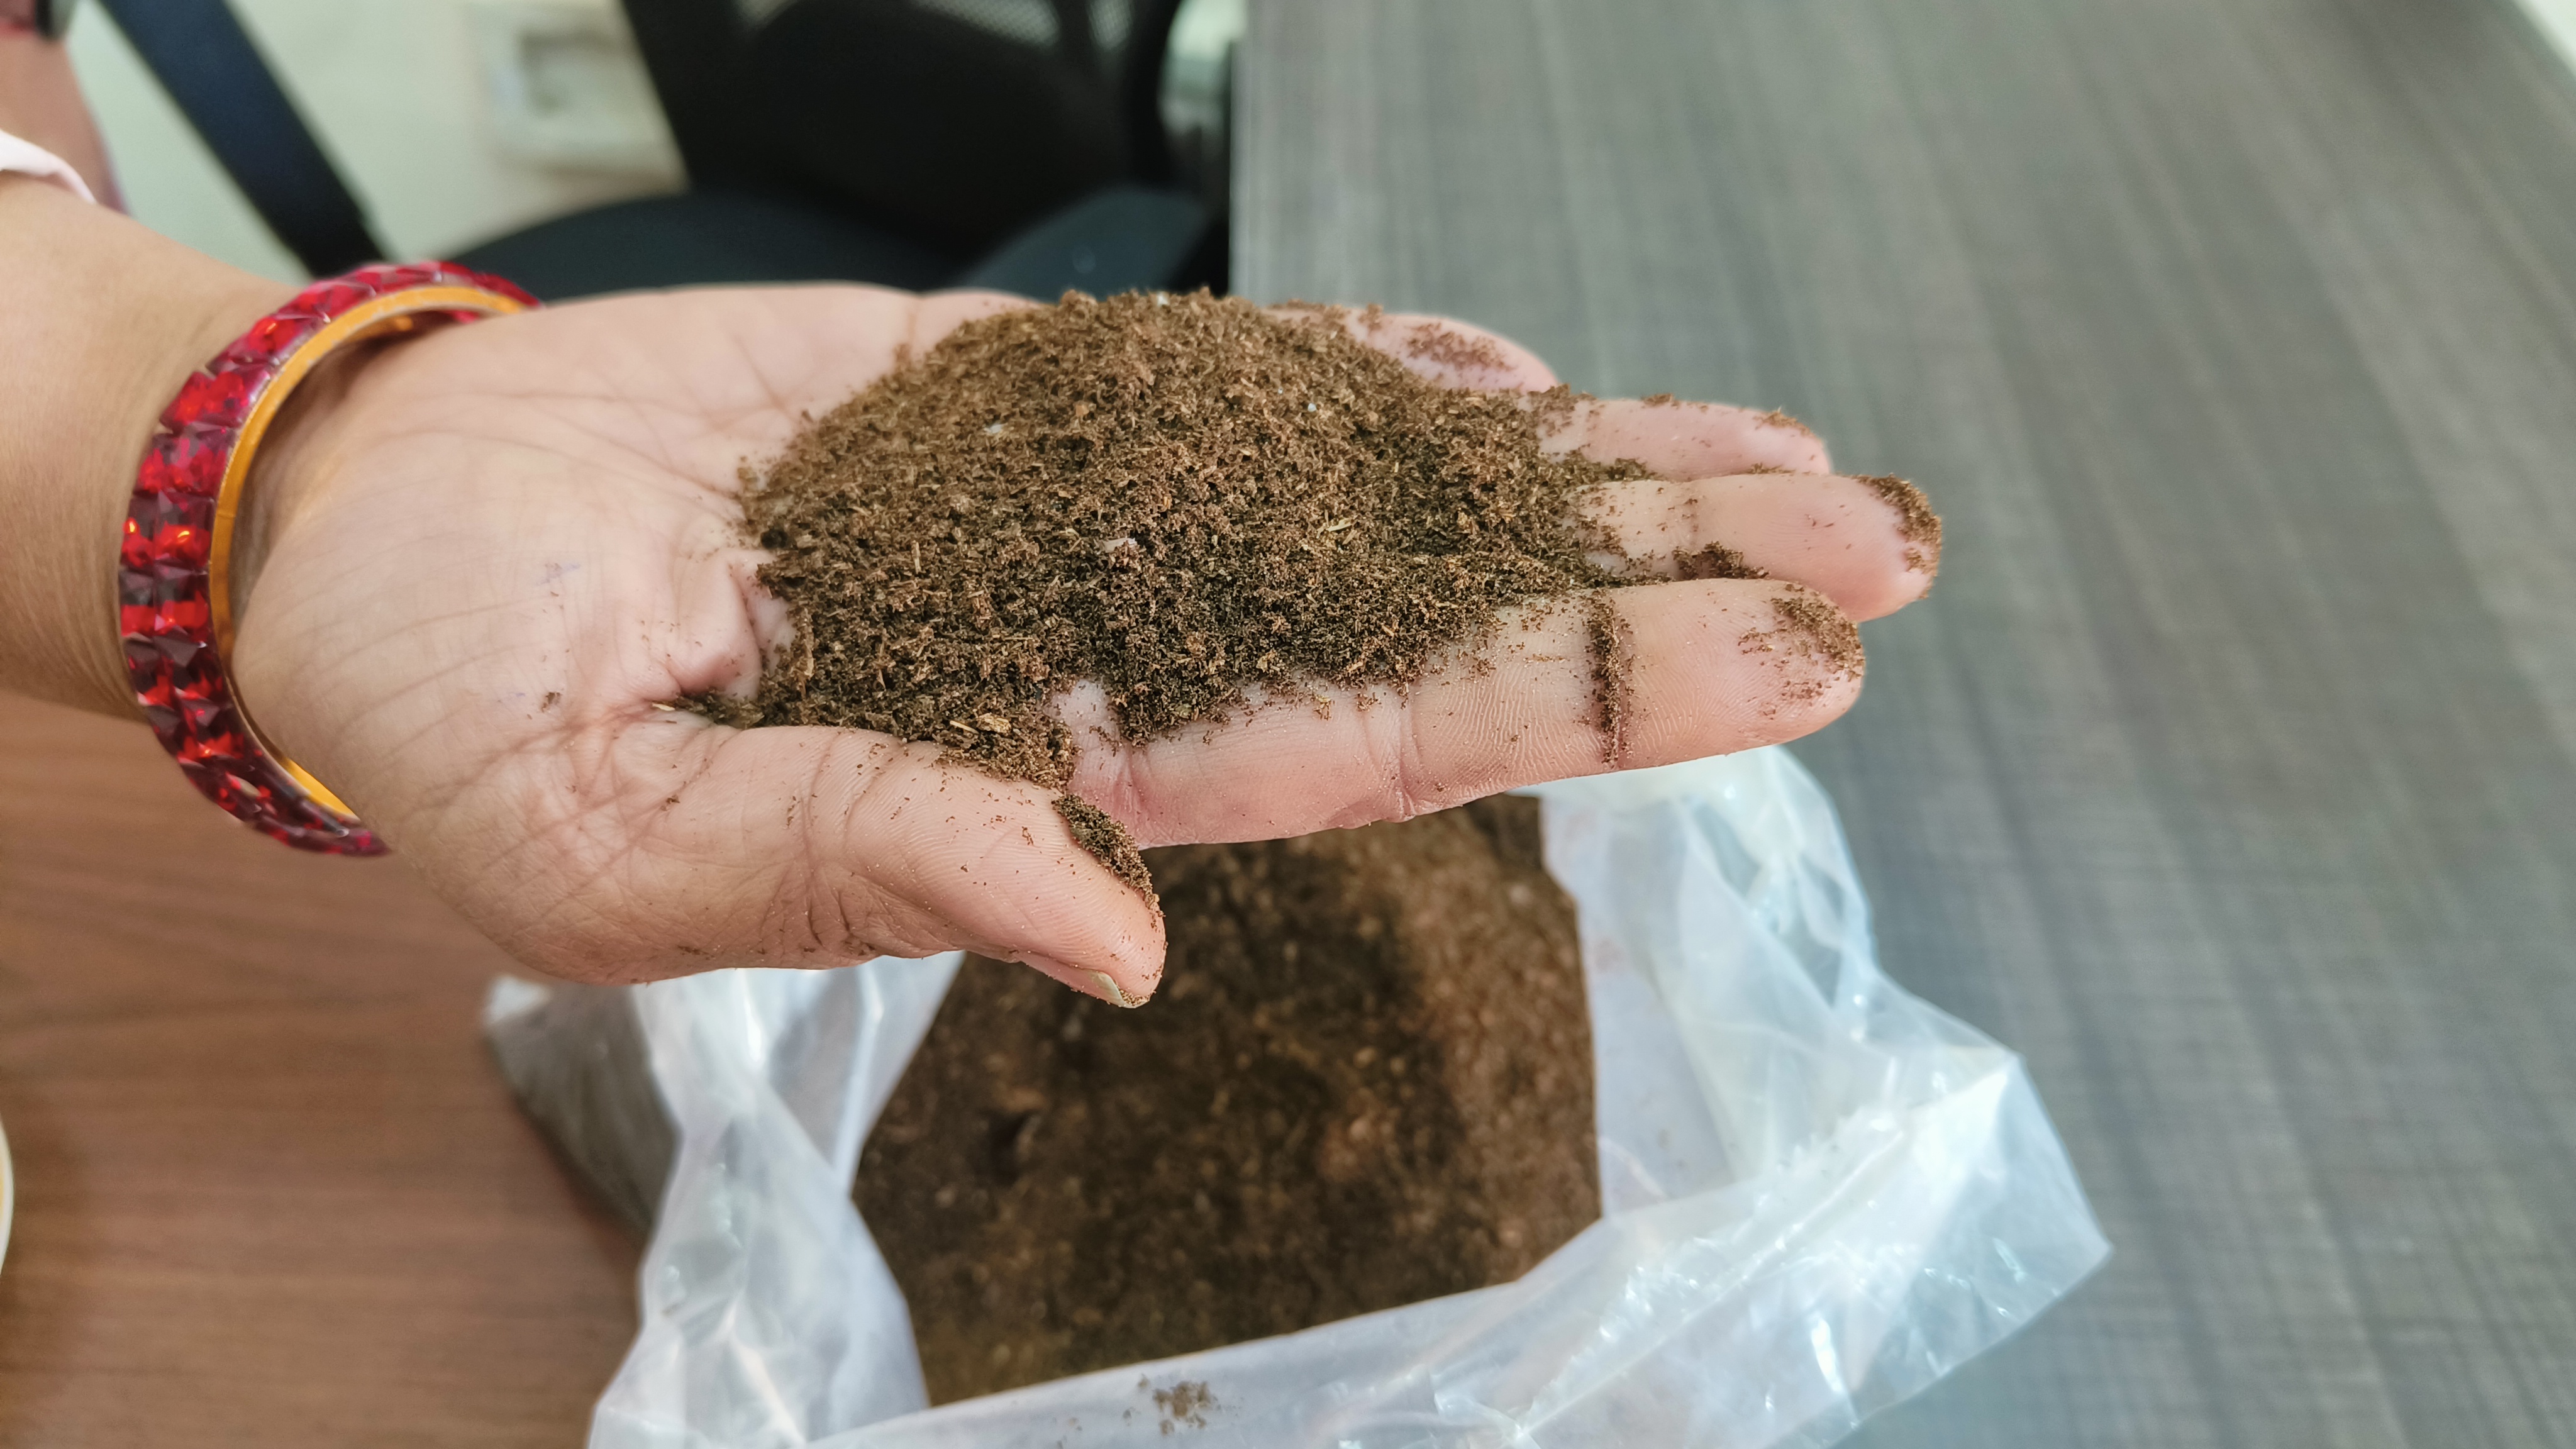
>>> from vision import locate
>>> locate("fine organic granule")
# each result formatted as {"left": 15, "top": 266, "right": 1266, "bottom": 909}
{"left": 730, "top": 292, "right": 1732, "bottom": 870}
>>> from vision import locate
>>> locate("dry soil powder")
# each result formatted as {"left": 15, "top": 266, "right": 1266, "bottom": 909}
{"left": 857, "top": 796, "right": 1598, "bottom": 1403}
{"left": 733, "top": 292, "right": 1711, "bottom": 805}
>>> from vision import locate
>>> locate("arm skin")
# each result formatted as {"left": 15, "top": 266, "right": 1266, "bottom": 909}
{"left": 0, "top": 179, "right": 284, "bottom": 715}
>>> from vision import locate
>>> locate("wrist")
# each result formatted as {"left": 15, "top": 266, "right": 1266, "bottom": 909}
{"left": 229, "top": 335, "right": 387, "bottom": 628}
{"left": 0, "top": 181, "right": 289, "bottom": 716}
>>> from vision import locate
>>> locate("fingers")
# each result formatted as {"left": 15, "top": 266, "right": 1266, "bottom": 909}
{"left": 1546, "top": 395, "right": 1832, "bottom": 475}
{"left": 1292, "top": 305, "right": 1562, "bottom": 391}
{"left": 1269, "top": 311, "right": 1931, "bottom": 616}
{"left": 1585, "top": 470, "right": 1940, "bottom": 619}
{"left": 1061, "top": 579, "right": 1863, "bottom": 845}
{"left": 1278, "top": 311, "right": 1831, "bottom": 480}
{"left": 494, "top": 720, "right": 1167, "bottom": 1005}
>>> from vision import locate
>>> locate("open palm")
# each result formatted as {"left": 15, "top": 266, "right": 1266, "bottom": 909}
{"left": 228, "top": 286, "right": 1934, "bottom": 1004}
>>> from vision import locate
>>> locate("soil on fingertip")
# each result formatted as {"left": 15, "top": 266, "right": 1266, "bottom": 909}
{"left": 856, "top": 796, "right": 1599, "bottom": 1403}
{"left": 1855, "top": 474, "right": 1943, "bottom": 574}
{"left": 1052, "top": 796, "right": 1153, "bottom": 899}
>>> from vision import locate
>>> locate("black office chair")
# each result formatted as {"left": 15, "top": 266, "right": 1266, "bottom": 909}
{"left": 95, "top": 0, "right": 1224, "bottom": 301}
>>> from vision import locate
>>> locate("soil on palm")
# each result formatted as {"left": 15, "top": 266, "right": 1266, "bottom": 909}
{"left": 733, "top": 292, "right": 1692, "bottom": 802}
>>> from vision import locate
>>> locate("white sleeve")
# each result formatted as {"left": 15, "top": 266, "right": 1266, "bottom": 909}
{"left": 0, "top": 126, "right": 97, "bottom": 204}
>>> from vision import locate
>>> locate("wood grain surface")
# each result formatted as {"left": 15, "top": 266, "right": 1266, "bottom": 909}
{"left": 1240, "top": 1, "right": 2576, "bottom": 1445}
{"left": 0, "top": 693, "right": 638, "bottom": 1446}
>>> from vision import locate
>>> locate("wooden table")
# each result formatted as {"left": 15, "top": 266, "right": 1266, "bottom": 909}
{"left": 1236, "top": 1, "right": 2576, "bottom": 1445}
{"left": 0, "top": 693, "right": 638, "bottom": 1446}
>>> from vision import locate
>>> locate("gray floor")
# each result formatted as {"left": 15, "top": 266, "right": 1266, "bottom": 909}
{"left": 1238, "top": 1, "right": 2576, "bottom": 1445}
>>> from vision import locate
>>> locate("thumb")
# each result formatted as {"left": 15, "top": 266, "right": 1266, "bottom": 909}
{"left": 488, "top": 718, "right": 1167, "bottom": 1003}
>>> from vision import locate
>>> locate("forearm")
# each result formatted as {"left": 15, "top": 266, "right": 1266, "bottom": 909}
{"left": 0, "top": 179, "right": 289, "bottom": 715}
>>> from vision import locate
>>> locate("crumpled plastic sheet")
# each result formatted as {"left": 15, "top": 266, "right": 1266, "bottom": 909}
{"left": 563, "top": 747, "right": 2108, "bottom": 1449}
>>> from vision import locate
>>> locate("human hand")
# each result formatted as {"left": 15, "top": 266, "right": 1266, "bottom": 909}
{"left": 233, "top": 288, "right": 1936, "bottom": 1002}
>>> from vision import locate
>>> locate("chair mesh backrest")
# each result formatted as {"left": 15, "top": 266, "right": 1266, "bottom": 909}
{"left": 630, "top": 0, "right": 1175, "bottom": 252}
{"left": 731, "top": 0, "right": 1136, "bottom": 55}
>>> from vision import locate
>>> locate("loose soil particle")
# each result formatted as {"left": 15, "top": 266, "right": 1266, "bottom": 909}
{"left": 1740, "top": 586, "right": 1867, "bottom": 711}
{"left": 1052, "top": 796, "right": 1153, "bottom": 899}
{"left": 1855, "top": 474, "right": 1943, "bottom": 574}
{"left": 856, "top": 796, "right": 1599, "bottom": 1404}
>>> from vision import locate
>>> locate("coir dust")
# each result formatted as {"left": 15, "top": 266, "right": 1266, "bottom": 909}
{"left": 736, "top": 292, "right": 1661, "bottom": 825}
{"left": 856, "top": 796, "right": 1599, "bottom": 1403}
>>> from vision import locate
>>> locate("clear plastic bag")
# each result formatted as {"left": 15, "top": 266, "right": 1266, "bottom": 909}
{"left": 495, "top": 747, "right": 2107, "bottom": 1449}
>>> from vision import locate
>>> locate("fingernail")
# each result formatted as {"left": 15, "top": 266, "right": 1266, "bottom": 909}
{"left": 1018, "top": 953, "right": 1145, "bottom": 1008}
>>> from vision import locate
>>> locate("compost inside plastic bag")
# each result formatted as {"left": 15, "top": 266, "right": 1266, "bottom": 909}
{"left": 487, "top": 747, "right": 2108, "bottom": 1449}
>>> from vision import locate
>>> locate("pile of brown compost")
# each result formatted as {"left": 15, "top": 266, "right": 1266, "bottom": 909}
{"left": 733, "top": 291, "right": 1728, "bottom": 801}
{"left": 855, "top": 796, "right": 1600, "bottom": 1403}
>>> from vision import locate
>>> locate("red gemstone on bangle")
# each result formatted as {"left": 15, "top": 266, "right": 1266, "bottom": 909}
{"left": 140, "top": 427, "right": 230, "bottom": 499}
{"left": 148, "top": 635, "right": 204, "bottom": 673}
{"left": 151, "top": 599, "right": 211, "bottom": 635}
{"left": 163, "top": 370, "right": 258, "bottom": 432}
{"left": 214, "top": 313, "right": 322, "bottom": 372}
{"left": 155, "top": 524, "right": 211, "bottom": 568}
{"left": 293, "top": 278, "right": 380, "bottom": 316}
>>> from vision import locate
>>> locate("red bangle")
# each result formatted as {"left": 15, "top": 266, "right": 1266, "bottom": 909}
{"left": 121, "top": 261, "right": 537, "bottom": 855}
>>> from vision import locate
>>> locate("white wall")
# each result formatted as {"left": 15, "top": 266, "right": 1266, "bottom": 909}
{"left": 68, "top": 0, "right": 683, "bottom": 281}
{"left": 2525, "top": 0, "right": 2576, "bottom": 74}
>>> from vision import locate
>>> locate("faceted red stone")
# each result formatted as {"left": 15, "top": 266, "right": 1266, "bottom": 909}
{"left": 152, "top": 598, "right": 211, "bottom": 635}
{"left": 176, "top": 758, "right": 253, "bottom": 810}
{"left": 130, "top": 493, "right": 216, "bottom": 553}
{"left": 153, "top": 633, "right": 208, "bottom": 667}
{"left": 153, "top": 522, "right": 212, "bottom": 567}
{"left": 213, "top": 311, "right": 320, "bottom": 372}
{"left": 160, "top": 491, "right": 216, "bottom": 534}
{"left": 177, "top": 730, "right": 247, "bottom": 767}
{"left": 166, "top": 652, "right": 221, "bottom": 700}
{"left": 180, "top": 696, "right": 234, "bottom": 734}
{"left": 146, "top": 717, "right": 187, "bottom": 754}
{"left": 163, "top": 370, "right": 257, "bottom": 432}
{"left": 139, "top": 426, "right": 229, "bottom": 499}
{"left": 294, "top": 277, "right": 380, "bottom": 316}
{"left": 131, "top": 674, "right": 174, "bottom": 721}
{"left": 151, "top": 560, "right": 201, "bottom": 597}
{"left": 120, "top": 516, "right": 155, "bottom": 570}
